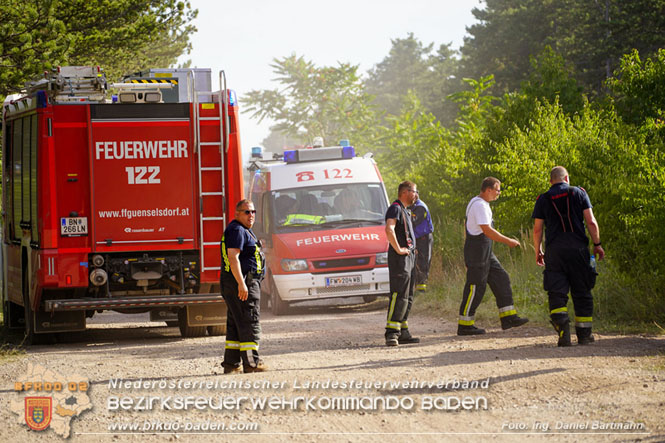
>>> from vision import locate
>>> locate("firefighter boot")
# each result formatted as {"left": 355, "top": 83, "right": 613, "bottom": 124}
{"left": 385, "top": 333, "right": 399, "bottom": 347}
{"left": 457, "top": 325, "right": 486, "bottom": 336}
{"left": 221, "top": 362, "right": 242, "bottom": 375}
{"left": 244, "top": 360, "right": 268, "bottom": 373}
{"left": 550, "top": 319, "right": 571, "bottom": 347}
{"left": 576, "top": 327, "right": 595, "bottom": 345}
{"left": 398, "top": 329, "right": 420, "bottom": 344}
{"left": 500, "top": 314, "right": 529, "bottom": 330}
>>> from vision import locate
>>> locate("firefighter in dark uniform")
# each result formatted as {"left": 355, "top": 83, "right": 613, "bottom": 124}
{"left": 532, "top": 166, "right": 605, "bottom": 346}
{"left": 409, "top": 194, "right": 434, "bottom": 292}
{"left": 220, "top": 199, "right": 266, "bottom": 373}
{"left": 384, "top": 181, "right": 419, "bottom": 346}
{"left": 458, "top": 177, "right": 529, "bottom": 335}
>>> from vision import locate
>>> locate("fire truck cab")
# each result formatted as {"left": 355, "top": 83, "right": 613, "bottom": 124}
{"left": 1, "top": 66, "right": 243, "bottom": 343}
{"left": 248, "top": 145, "right": 391, "bottom": 314}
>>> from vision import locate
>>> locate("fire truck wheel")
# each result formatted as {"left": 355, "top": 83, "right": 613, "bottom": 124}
{"left": 177, "top": 308, "right": 207, "bottom": 337}
{"left": 207, "top": 325, "right": 227, "bottom": 336}
{"left": 270, "top": 278, "right": 289, "bottom": 315}
{"left": 362, "top": 295, "right": 378, "bottom": 303}
{"left": 3, "top": 299, "right": 24, "bottom": 330}
{"left": 21, "top": 272, "right": 48, "bottom": 345}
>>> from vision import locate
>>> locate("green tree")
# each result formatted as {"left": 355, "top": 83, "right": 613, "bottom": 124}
{"left": 0, "top": 0, "right": 197, "bottom": 96}
{"left": 60, "top": 0, "right": 197, "bottom": 82}
{"left": 365, "top": 33, "right": 460, "bottom": 126}
{"left": 521, "top": 47, "right": 585, "bottom": 116}
{"left": 0, "top": 0, "right": 68, "bottom": 96}
{"left": 607, "top": 49, "right": 665, "bottom": 127}
{"left": 244, "top": 54, "right": 378, "bottom": 148}
{"left": 460, "top": 0, "right": 665, "bottom": 95}
{"left": 374, "top": 92, "right": 450, "bottom": 194}
{"left": 460, "top": 0, "right": 558, "bottom": 94}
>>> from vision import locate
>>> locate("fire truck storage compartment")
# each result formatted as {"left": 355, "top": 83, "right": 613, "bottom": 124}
{"left": 89, "top": 103, "right": 196, "bottom": 250}
{"left": 123, "top": 68, "right": 213, "bottom": 103}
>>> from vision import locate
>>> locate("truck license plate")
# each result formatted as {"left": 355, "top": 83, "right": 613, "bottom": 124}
{"left": 60, "top": 217, "right": 88, "bottom": 237}
{"left": 325, "top": 275, "right": 361, "bottom": 287}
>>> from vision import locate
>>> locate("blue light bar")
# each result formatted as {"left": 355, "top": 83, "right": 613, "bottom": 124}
{"left": 283, "top": 146, "right": 356, "bottom": 163}
{"left": 284, "top": 150, "right": 298, "bottom": 163}
{"left": 251, "top": 146, "right": 262, "bottom": 158}
{"left": 228, "top": 90, "right": 236, "bottom": 106}
{"left": 339, "top": 139, "right": 350, "bottom": 147}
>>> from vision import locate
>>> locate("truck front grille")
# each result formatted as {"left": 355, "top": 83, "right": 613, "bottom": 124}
{"left": 312, "top": 257, "right": 370, "bottom": 269}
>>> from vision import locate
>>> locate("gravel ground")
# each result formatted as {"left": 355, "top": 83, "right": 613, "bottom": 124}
{"left": 1, "top": 298, "right": 664, "bottom": 442}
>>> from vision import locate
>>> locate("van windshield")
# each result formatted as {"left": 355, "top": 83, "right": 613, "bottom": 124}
{"left": 271, "top": 183, "right": 388, "bottom": 233}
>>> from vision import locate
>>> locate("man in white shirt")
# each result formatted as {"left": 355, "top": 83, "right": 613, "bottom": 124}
{"left": 458, "top": 177, "right": 529, "bottom": 335}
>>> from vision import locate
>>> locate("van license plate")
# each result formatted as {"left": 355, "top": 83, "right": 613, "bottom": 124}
{"left": 326, "top": 275, "right": 361, "bottom": 287}
{"left": 60, "top": 217, "right": 88, "bottom": 237}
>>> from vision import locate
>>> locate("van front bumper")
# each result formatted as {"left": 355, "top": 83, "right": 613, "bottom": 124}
{"left": 273, "top": 267, "right": 390, "bottom": 302}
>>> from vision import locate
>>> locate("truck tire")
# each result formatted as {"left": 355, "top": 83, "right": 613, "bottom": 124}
{"left": 3, "top": 299, "right": 24, "bottom": 330}
{"left": 22, "top": 272, "right": 48, "bottom": 345}
{"left": 177, "top": 308, "right": 207, "bottom": 337}
{"left": 362, "top": 295, "right": 378, "bottom": 303}
{"left": 207, "top": 324, "right": 226, "bottom": 336}
{"left": 270, "top": 278, "right": 289, "bottom": 315}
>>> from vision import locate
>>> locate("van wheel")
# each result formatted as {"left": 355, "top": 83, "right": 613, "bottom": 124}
{"left": 270, "top": 279, "right": 289, "bottom": 315}
{"left": 207, "top": 324, "right": 227, "bottom": 336}
{"left": 362, "top": 295, "right": 378, "bottom": 303}
{"left": 177, "top": 308, "right": 207, "bottom": 337}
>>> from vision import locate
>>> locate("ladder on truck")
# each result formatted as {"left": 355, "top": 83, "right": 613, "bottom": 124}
{"left": 192, "top": 70, "right": 231, "bottom": 273}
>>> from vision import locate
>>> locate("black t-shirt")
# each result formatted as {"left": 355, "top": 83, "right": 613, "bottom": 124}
{"left": 221, "top": 220, "right": 263, "bottom": 276}
{"left": 532, "top": 182, "right": 592, "bottom": 246}
{"left": 385, "top": 200, "right": 415, "bottom": 251}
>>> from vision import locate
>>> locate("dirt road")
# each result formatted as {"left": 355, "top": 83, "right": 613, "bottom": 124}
{"left": 1, "top": 298, "right": 664, "bottom": 442}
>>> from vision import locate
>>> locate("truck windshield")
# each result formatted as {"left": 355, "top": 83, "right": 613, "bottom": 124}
{"left": 271, "top": 183, "right": 388, "bottom": 233}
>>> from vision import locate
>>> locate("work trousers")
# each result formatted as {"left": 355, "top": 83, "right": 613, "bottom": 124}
{"left": 414, "top": 233, "right": 433, "bottom": 287}
{"left": 459, "top": 233, "right": 515, "bottom": 325}
{"left": 544, "top": 239, "right": 595, "bottom": 329}
{"left": 221, "top": 273, "right": 262, "bottom": 368}
{"left": 385, "top": 250, "right": 416, "bottom": 337}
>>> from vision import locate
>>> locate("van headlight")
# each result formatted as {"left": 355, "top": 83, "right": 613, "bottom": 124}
{"left": 376, "top": 252, "right": 388, "bottom": 265}
{"left": 281, "top": 259, "right": 308, "bottom": 272}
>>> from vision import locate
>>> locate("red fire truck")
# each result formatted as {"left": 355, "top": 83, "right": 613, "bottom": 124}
{"left": 1, "top": 66, "right": 244, "bottom": 343}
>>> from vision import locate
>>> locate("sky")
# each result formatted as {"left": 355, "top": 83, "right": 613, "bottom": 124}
{"left": 178, "top": 0, "right": 482, "bottom": 157}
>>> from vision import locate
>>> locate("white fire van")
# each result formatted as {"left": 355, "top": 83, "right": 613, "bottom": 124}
{"left": 248, "top": 145, "right": 391, "bottom": 314}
